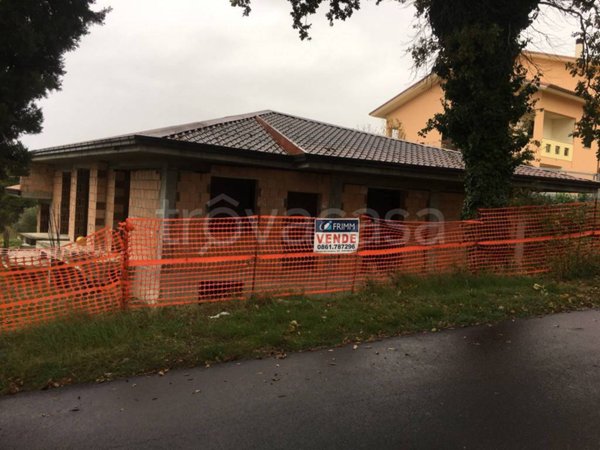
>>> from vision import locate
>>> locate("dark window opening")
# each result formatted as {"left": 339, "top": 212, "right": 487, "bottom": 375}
{"left": 74, "top": 169, "right": 90, "bottom": 237}
{"left": 39, "top": 203, "right": 50, "bottom": 233}
{"left": 286, "top": 192, "right": 319, "bottom": 217}
{"left": 60, "top": 172, "right": 71, "bottom": 235}
{"left": 209, "top": 177, "right": 257, "bottom": 217}
{"left": 113, "top": 170, "right": 131, "bottom": 228}
{"left": 367, "top": 188, "right": 406, "bottom": 220}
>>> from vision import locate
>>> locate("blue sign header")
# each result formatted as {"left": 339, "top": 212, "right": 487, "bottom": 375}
{"left": 315, "top": 219, "right": 359, "bottom": 233}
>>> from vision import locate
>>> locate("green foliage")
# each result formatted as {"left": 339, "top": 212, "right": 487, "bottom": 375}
{"left": 510, "top": 190, "right": 595, "bottom": 206}
{"left": 414, "top": 0, "right": 540, "bottom": 217}
{"left": 2, "top": 272, "right": 599, "bottom": 394}
{"left": 14, "top": 206, "right": 38, "bottom": 233}
{"left": 562, "top": 1, "right": 600, "bottom": 158}
{"left": 0, "top": 180, "right": 34, "bottom": 246}
{"left": 231, "top": 0, "right": 600, "bottom": 216}
{"left": 0, "top": 1, "right": 107, "bottom": 243}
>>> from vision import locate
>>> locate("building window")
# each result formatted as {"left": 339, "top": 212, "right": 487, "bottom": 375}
{"left": 209, "top": 177, "right": 257, "bottom": 217}
{"left": 564, "top": 147, "right": 570, "bottom": 157}
{"left": 74, "top": 169, "right": 90, "bottom": 238}
{"left": 545, "top": 144, "right": 551, "bottom": 153}
{"left": 39, "top": 203, "right": 50, "bottom": 233}
{"left": 286, "top": 192, "right": 319, "bottom": 217}
{"left": 366, "top": 188, "right": 406, "bottom": 220}
{"left": 60, "top": 172, "right": 71, "bottom": 235}
{"left": 555, "top": 145, "right": 560, "bottom": 155}
{"left": 113, "top": 170, "right": 131, "bottom": 228}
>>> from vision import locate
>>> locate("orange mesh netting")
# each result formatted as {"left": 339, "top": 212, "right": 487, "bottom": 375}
{"left": 124, "top": 202, "right": 600, "bottom": 308}
{"left": 1, "top": 202, "right": 599, "bottom": 331}
{"left": 0, "top": 228, "right": 125, "bottom": 331}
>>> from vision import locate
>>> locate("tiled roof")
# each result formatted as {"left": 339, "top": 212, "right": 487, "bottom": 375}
{"left": 157, "top": 110, "right": 594, "bottom": 185}
{"left": 31, "top": 109, "right": 597, "bottom": 187}
{"left": 164, "top": 112, "right": 285, "bottom": 155}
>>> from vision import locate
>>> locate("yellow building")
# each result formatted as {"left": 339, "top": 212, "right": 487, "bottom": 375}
{"left": 370, "top": 49, "right": 600, "bottom": 181}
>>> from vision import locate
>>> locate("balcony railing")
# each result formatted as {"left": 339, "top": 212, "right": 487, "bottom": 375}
{"left": 540, "top": 138, "right": 573, "bottom": 162}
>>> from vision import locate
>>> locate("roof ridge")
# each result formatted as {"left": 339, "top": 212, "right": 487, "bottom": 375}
{"left": 260, "top": 110, "right": 429, "bottom": 150}
{"left": 155, "top": 110, "right": 274, "bottom": 138}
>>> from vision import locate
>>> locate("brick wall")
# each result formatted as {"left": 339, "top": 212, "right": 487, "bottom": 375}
{"left": 20, "top": 163, "right": 54, "bottom": 199}
{"left": 175, "top": 166, "right": 332, "bottom": 216}
{"left": 176, "top": 171, "right": 210, "bottom": 216}
{"left": 87, "top": 165, "right": 108, "bottom": 234}
{"left": 33, "top": 162, "right": 465, "bottom": 237}
{"left": 406, "top": 190, "right": 430, "bottom": 218}
{"left": 437, "top": 192, "right": 464, "bottom": 221}
{"left": 105, "top": 170, "right": 116, "bottom": 229}
{"left": 173, "top": 167, "right": 464, "bottom": 220}
{"left": 341, "top": 184, "right": 367, "bottom": 216}
{"left": 49, "top": 171, "right": 63, "bottom": 235}
{"left": 129, "top": 170, "right": 161, "bottom": 218}
{"left": 68, "top": 169, "right": 77, "bottom": 241}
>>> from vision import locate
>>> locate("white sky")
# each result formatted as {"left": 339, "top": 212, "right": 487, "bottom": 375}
{"left": 22, "top": 0, "right": 581, "bottom": 150}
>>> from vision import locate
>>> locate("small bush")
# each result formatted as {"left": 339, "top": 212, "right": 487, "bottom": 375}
{"left": 548, "top": 241, "right": 600, "bottom": 280}
{"left": 14, "top": 206, "right": 38, "bottom": 233}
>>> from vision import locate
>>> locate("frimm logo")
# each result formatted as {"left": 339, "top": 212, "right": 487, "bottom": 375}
{"left": 314, "top": 218, "right": 360, "bottom": 254}
{"left": 315, "top": 219, "right": 360, "bottom": 233}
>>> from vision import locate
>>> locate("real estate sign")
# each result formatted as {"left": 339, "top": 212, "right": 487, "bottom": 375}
{"left": 314, "top": 218, "right": 360, "bottom": 254}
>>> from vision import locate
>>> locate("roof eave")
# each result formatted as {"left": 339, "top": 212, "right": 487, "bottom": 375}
{"left": 369, "top": 74, "right": 438, "bottom": 118}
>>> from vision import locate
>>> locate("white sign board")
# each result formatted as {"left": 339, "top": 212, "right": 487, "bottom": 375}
{"left": 314, "top": 218, "right": 360, "bottom": 254}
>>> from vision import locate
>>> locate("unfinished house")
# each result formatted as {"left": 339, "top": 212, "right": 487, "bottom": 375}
{"left": 18, "top": 110, "right": 600, "bottom": 244}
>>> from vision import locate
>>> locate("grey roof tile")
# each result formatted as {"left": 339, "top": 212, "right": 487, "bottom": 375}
{"left": 32, "top": 109, "right": 598, "bottom": 187}
{"left": 164, "top": 113, "right": 284, "bottom": 155}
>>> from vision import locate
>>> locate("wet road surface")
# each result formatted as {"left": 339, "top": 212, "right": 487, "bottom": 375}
{"left": 1, "top": 309, "right": 600, "bottom": 449}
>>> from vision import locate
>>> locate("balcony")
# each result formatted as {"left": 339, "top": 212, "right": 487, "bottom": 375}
{"left": 540, "top": 138, "right": 573, "bottom": 162}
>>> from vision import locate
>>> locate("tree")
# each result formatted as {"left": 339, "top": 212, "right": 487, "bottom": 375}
{"left": 0, "top": 0, "right": 108, "bottom": 246}
{"left": 231, "top": 0, "right": 600, "bottom": 217}
{"left": 563, "top": 4, "right": 600, "bottom": 160}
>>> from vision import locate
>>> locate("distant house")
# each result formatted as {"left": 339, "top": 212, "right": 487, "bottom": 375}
{"left": 370, "top": 48, "right": 600, "bottom": 181}
{"left": 18, "top": 110, "right": 599, "bottom": 242}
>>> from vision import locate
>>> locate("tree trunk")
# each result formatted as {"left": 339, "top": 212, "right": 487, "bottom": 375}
{"left": 2, "top": 227, "right": 10, "bottom": 248}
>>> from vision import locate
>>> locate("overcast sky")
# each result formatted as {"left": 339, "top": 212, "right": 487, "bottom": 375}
{"left": 22, "top": 0, "right": 582, "bottom": 150}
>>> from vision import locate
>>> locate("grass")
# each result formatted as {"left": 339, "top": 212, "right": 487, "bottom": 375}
{"left": 1, "top": 272, "right": 600, "bottom": 395}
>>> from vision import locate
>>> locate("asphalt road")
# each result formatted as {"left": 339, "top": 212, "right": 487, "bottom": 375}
{"left": 2, "top": 310, "right": 600, "bottom": 450}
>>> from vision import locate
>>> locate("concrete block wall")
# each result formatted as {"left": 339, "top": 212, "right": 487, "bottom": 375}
{"left": 88, "top": 167, "right": 98, "bottom": 236}
{"left": 105, "top": 169, "right": 116, "bottom": 229}
{"left": 49, "top": 170, "right": 63, "bottom": 235}
{"left": 68, "top": 169, "right": 78, "bottom": 241}
{"left": 174, "top": 167, "right": 462, "bottom": 220}
{"left": 129, "top": 170, "right": 161, "bottom": 218}
{"left": 176, "top": 171, "right": 210, "bottom": 216}
{"left": 436, "top": 192, "right": 464, "bottom": 221}
{"left": 406, "top": 190, "right": 430, "bottom": 218}
{"left": 34, "top": 163, "right": 466, "bottom": 242}
{"left": 175, "top": 166, "right": 332, "bottom": 217}
{"left": 20, "top": 163, "right": 54, "bottom": 199}
{"left": 341, "top": 184, "right": 368, "bottom": 216}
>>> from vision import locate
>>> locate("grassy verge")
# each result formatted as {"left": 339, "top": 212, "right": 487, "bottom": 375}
{"left": 1, "top": 272, "right": 599, "bottom": 395}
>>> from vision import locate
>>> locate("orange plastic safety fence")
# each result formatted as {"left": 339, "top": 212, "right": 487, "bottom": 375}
{"left": 0, "top": 228, "right": 125, "bottom": 331}
{"left": 2, "top": 202, "right": 599, "bottom": 331}
{"left": 123, "top": 202, "right": 600, "bottom": 308}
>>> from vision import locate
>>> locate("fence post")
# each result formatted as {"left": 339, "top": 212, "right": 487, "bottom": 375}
{"left": 350, "top": 217, "right": 362, "bottom": 294}
{"left": 250, "top": 215, "right": 260, "bottom": 298}
{"left": 120, "top": 220, "right": 131, "bottom": 310}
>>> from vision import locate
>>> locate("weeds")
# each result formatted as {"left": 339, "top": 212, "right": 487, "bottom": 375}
{"left": 1, "top": 271, "right": 599, "bottom": 395}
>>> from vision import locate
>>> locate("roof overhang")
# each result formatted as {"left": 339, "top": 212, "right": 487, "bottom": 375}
{"left": 370, "top": 74, "right": 439, "bottom": 118}
{"left": 30, "top": 121, "right": 600, "bottom": 195}
{"left": 539, "top": 83, "right": 585, "bottom": 104}
{"left": 4, "top": 184, "right": 21, "bottom": 197}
